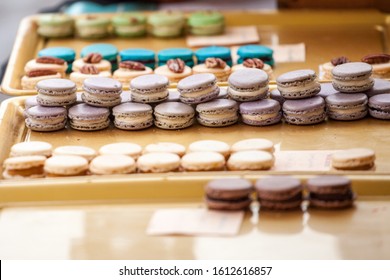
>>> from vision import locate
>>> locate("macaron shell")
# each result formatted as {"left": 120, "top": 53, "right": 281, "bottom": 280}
{"left": 53, "top": 146, "right": 97, "bottom": 162}
{"left": 89, "top": 155, "right": 136, "bottom": 175}
{"left": 137, "top": 152, "right": 181, "bottom": 173}
{"left": 99, "top": 142, "right": 142, "bottom": 159}
{"left": 306, "top": 175, "right": 351, "bottom": 194}
{"left": 331, "top": 148, "right": 375, "bottom": 170}
{"left": 227, "top": 150, "right": 274, "bottom": 171}
{"left": 189, "top": 140, "right": 230, "bottom": 158}
{"left": 3, "top": 155, "right": 46, "bottom": 170}
{"left": 10, "top": 141, "right": 52, "bottom": 157}
{"left": 181, "top": 151, "right": 225, "bottom": 171}
{"left": 231, "top": 138, "right": 274, "bottom": 153}
{"left": 143, "top": 142, "right": 186, "bottom": 157}
{"left": 44, "top": 155, "right": 89, "bottom": 176}
{"left": 205, "top": 178, "right": 253, "bottom": 200}
{"left": 205, "top": 196, "right": 252, "bottom": 211}
{"left": 369, "top": 93, "right": 390, "bottom": 119}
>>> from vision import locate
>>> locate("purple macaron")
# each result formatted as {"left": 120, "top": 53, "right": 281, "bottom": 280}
{"left": 68, "top": 103, "right": 110, "bottom": 131}
{"left": 130, "top": 74, "right": 169, "bottom": 104}
{"left": 196, "top": 99, "right": 238, "bottom": 127}
{"left": 283, "top": 96, "right": 326, "bottom": 125}
{"left": 112, "top": 102, "right": 153, "bottom": 130}
{"left": 82, "top": 77, "right": 122, "bottom": 107}
{"left": 365, "top": 78, "right": 390, "bottom": 97}
{"left": 368, "top": 93, "right": 390, "bottom": 119}
{"left": 318, "top": 82, "right": 339, "bottom": 99}
{"left": 178, "top": 73, "right": 219, "bottom": 105}
{"left": 25, "top": 105, "right": 67, "bottom": 132}
{"left": 239, "top": 99, "right": 282, "bottom": 126}
{"left": 228, "top": 68, "right": 269, "bottom": 102}
{"left": 326, "top": 93, "right": 368, "bottom": 121}
{"left": 277, "top": 69, "right": 321, "bottom": 99}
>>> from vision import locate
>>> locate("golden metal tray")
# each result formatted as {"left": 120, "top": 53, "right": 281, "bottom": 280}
{"left": 1, "top": 10, "right": 389, "bottom": 95}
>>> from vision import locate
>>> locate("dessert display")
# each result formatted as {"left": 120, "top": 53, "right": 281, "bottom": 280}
{"left": 10, "top": 141, "right": 53, "bottom": 157}
{"left": 2, "top": 155, "right": 46, "bottom": 179}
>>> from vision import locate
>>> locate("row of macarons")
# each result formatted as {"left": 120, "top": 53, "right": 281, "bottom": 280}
{"left": 204, "top": 176, "right": 356, "bottom": 212}
{"left": 37, "top": 11, "right": 225, "bottom": 39}
{"left": 2, "top": 139, "right": 375, "bottom": 180}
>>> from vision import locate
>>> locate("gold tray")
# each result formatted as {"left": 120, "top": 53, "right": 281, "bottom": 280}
{"left": 1, "top": 96, "right": 390, "bottom": 206}
{"left": 1, "top": 10, "right": 389, "bottom": 95}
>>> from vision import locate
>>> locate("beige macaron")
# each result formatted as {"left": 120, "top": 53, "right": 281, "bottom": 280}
{"left": 10, "top": 141, "right": 53, "bottom": 157}
{"left": 44, "top": 155, "right": 89, "bottom": 176}
{"left": 72, "top": 58, "right": 112, "bottom": 73}
{"left": 227, "top": 150, "right": 274, "bottom": 171}
{"left": 99, "top": 142, "right": 142, "bottom": 159}
{"left": 137, "top": 152, "right": 181, "bottom": 173}
{"left": 181, "top": 151, "right": 225, "bottom": 171}
{"left": 331, "top": 148, "right": 375, "bottom": 170}
{"left": 192, "top": 63, "right": 231, "bottom": 82}
{"left": 2, "top": 155, "right": 46, "bottom": 179}
{"left": 89, "top": 155, "right": 136, "bottom": 175}
{"left": 188, "top": 140, "right": 230, "bottom": 158}
{"left": 70, "top": 70, "right": 112, "bottom": 88}
{"left": 53, "top": 145, "right": 97, "bottom": 162}
{"left": 143, "top": 142, "right": 186, "bottom": 157}
{"left": 154, "top": 64, "right": 192, "bottom": 84}
{"left": 231, "top": 138, "right": 274, "bottom": 154}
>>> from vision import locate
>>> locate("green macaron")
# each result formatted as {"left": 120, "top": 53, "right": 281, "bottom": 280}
{"left": 148, "top": 11, "right": 185, "bottom": 38}
{"left": 112, "top": 13, "right": 146, "bottom": 37}
{"left": 75, "top": 16, "right": 110, "bottom": 39}
{"left": 188, "top": 11, "right": 224, "bottom": 36}
{"left": 37, "top": 14, "right": 74, "bottom": 38}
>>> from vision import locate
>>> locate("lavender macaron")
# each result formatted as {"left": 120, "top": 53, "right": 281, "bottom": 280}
{"left": 277, "top": 69, "right": 321, "bottom": 99}
{"left": 178, "top": 73, "right": 219, "bottom": 105}
{"left": 326, "top": 93, "right": 368, "bottom": 121}
{"left": 283, "top": 95, "right": 326, "bottom": 125}
{"left": 365, "top": 78, "right": 390, "bottom": 97}
{"left": 130, "top": 74, "right": 169, "bottom": 104}
{"left": 68, "top": 103, "right": 110, "bottom": 131}
{"left": 25, "top": 105, "right": 67, "bottom": 132}
{"left": 36, "top": 78, "right": 77, "bottom": 107}
{"left": 154, "top": 102, "right": 195, "bottom": 130}
{"left": 196, "top": 99, "right": 238, "bottom": 127}
{"left": 112, "top": 102, "right": 153, "bottom": 130}
{"left": 239, "top": 99, "right": 282, "bottom": 126}
{"left": 368, "top": 93, "right": 390, "bottom": 119}
{"left": 82, "top": 77, "right": 122, "bottom": 107}
{"left": 332, "top": 62, "right": 374, "bottom": 93}
{"left": 228, "top": 68, "right": 269, "bottom": 102}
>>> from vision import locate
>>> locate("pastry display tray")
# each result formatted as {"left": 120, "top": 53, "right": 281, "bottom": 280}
{"left": 1, "top": 10, "right": 389, "bottom": 95}
{"left": 1, "top": 96, "right": 390, "bottom": 206}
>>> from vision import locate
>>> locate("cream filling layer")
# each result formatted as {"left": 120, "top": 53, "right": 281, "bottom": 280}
{"left": 180, "top": 85, "right": 218, "bottom": 98}
{"left": 242, "top": 112, "right": 279, "bottom": 121}
{"left": 115, "top": 115, "right": 152, "bottom": 123}
{"left": 333, "top": 78, "right": 373, "bottom": 86}
{"left": 329, "top": 107, "right": 366, "bottom": 114}
{"left": 285, "top": 110, "right": 324, "bottom": 118}
{"left": 77, "top": 26, "right": 108, "bottom": 36}
{"left": 70, "top": 119, "right": 107, "bottom": 125}
{"left": 229, "top": 86, "right": 268, "bottom": 97}
{"left": 83, "top": 92, "right": 120, "bottom": 102}
{"left": 38, "top": 25, "right": 72, "bottom": 35}
{"left": 115, "top": 25, "right": 145, "bottom": 33}
{"left": 38, "top": 93, "right": 76, "bottom": 102}
{"left": 278, "top": 80, "right": 319, "bottom": 92}
{"left": 155, "top": 117, "right": 191, "bottom": 125}
{"left": 29, "top": 116, "right": 66, "bottom": 125}
{"left": 131, "top": 90, "right": 169, "bottom": 100}
{"left": 200, "top": 112, "right": 237, "bottom": 120}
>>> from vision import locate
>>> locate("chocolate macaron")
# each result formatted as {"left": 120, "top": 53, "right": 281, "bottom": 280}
{"left": 36, "top": 78, "right": 77, "bottom": 107}
{"left": 82, "top": 77, "right": 122, "bottom": 107}
{"left": 178, "top": 73, "right": 219, "bottom": 105}
{"left": 228, "top": 68, "right": 269, "bottom": 102}
{"left": 255, "top": 176, "right": 303, "bottom": 211}
{"left": 239, "top": 99, "right": 282, "bottom": 126}
{"left": 283, "top": 96, "right": 326, "bottom": 125}
{"left": 25, "top": 105, "right": 67, "bottom": 132}
{"left": 154, "top": 102, "right": 195, "bottom": 130}
{"left": 196, "top": 99, "right": 238, "bottom": 127}
{"left": 112, "top": 102, "right": 153, "bottom": 130}
{"left": 307, "top": 175, "right": 355, "bottom": 209}
{"left": 332, "top": 62, "right": 374, "bottom": 93}
{"left": 68, "top": 103, "right": 110, "bottom": 131}
{"left": 326, "top": 93, "right": 368, "bottom": 121}
{"left": 368, "top": 93, "right": 390, "bottom": 120}
{"left": 205, "top": 178, "right": 254, "bottom": 211}
{"left": 130, "top": 74, "right": 169, "bottom": 104}
{"left": 276, "top": 69, "right": 321, "bottom": 99}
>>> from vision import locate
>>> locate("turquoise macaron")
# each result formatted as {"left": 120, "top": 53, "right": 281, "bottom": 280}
{"left": 119, "top": 48, "right": 156, "bottom": 69}
{"left": 237, "top": 45, "right": 274, "bottom": 66}
{"left": 195, "top": 46, "right": 232, "bottom": 66}
{"left": 158, "top": 48, "right": 194, "bottom": 67}
{"left": 81, "top": 43, "right": 119, "bottom": 71}
{"left": 38, "top": 47, "right": 75, "bottom": 73}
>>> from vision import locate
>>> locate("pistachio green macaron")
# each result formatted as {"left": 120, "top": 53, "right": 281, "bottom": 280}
{"left": 112, "top": 13, "right": 146, "bottom": 37}
{"left": 188, "top": 11, "right": 224, "bottom": 36}
{"left": 37, "top": 14, "right": 74, "bottom": 38}
{"left": 148, "top": 11, "right": 185, "bottom": 38}
{"left": 75, "top": 16, "right": 110, "bottom": 39}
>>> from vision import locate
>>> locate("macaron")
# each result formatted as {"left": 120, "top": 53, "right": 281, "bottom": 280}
{"left": 154, "top": 59, "right": 193, "bottom": 84}
{"left": 283, "top": 96, "right": 326, "bottom": 125}
{"left": 25, "top": 96, "right": 39, "bottom": 110}
{"left": 24, "top": 56, "right": 67, "bottom": 78}
{"left": 158, "top": 48, "right": 194, "bottom": 67}
{"left": 255, "top": 176, "right": 303, "bottom": 211}
{"left": 2, "top": 155, "right": 46, "bottom": 179}
{"left": 112, "top": 102, "right": 153, "bottom": 130}
{"left": 167, "top": 89, "right": 181, "bottom": 102}
{"left": 239, "top": 99, "right": 282, "bottom": 126}
{"left": 89, "top": 155, "right": 136, "bottom": 175}
{"left": 82, "top": 77, "right": 122, "bottom": 107}
{"left": 177, "top": 73, "right": 219, "bottom": 105}
{"left": 227, "top": 150, "right": 274, "bottom": 171}
{"left": 99, "top": 142, "right": 142, "bottom": 159}
{"left": 21, "top": 70, "right": 62, "bottom": 90}
{"left": 307, "top": 176, "right": 355, "bottom": 209}
{"left": 44, "top": 155, "right": 89, "bottom": 177}
{"left": 331, "top": 148, "right": 375, "bottom": 170}
{"left": 72, "top": 52, "right": 112, "bottom": 73}
{"left": 80, "top": 44, "right": 119, "bottom": 71}
{"left": 68, "top": 103, "right": 110, "bottom": 131}
{"left": 320, "top": 56, "right": 350, "bottom": 80}
{"left": 181, "top": 151, "right": 225, "bottom": 171}
{"left": 111, "top": 12, "right": 147, "bottom": 37}
{"left": 237, "top": 45, "right": 274, "bottom": 66}
{"left": 368, "top": 93, "right": 390, "bottom": 119}
{"left": 231, "top": 58, "right": 273, "bottom": 79}
{"left": 218, "top": 87, "right": 228, "bottom": 99}
{"left": 231, "top": 138, "right": 274, "bottom": 154}
{"left": 195, "top": 46, "right": 232, "bottom": 66}
{"left": 332, "top": 62, "right": 374, "bottom": 93}
{"left": 53, "top": 145, "right": 97, "bottom": 162}
{"left": 38, "top": 47, "right": 76, "bottom": 73}
{"left": 205, "top": 178, "right": 253, "bottom": 211}
{"left": 75, "top": 16, "right": 110, "bottom": 39}
{"left": 37, "top": 14, "right": 74, "bottom": 38}
{"left": 361, "top": 53, "right": 390, "bottom": 79}
{"left": 113, "top": 61, "right": 153, "bottom": 85}
{"left": 36, "top": 78, "right": 77, "bottom": 107}
{"left": 317, "top": 82, "right": 339, "bottom": 99}
{"left": 196, "top": 99, "right": 238, "bottom": 127}
{"left": 365, "top": 78, "right": 390, "bottom": 97}
{"left": 25, "top": 106, "right": 67, "bottom": 132}
{"left": 154, "top": 102, "right": 195, "bottom": 130}
{"left": 147, "top": 11, "right": 185, "bottom": 38}
{"left": 188, "top": 140, "right": 230, "bottom": 158}
{"left": 326, "top": 93, "right": 368, "bottom": 121}
{"left": 70, "top": 65, "right": 112, "bottom": 88}
{"left": 119, "top": 48, "right": 156, "bottom": 69}
{"left": 137, "top": 152, "right": 181, "bottom": 173}
{"left": 269, "top": 89, "right": 285, "bottom": 105}
{"left": 228, "top": 68, "right": 269, "bottom": 102}
{"left": 276, "top": 69, "right": 321, "bottom": 99}
{"left": 143, "top": 142, "right": 186, "bottom": 157}
{"left": 188, "top": 11, "right": 224, "bottom": 36}
{"left": 130, "top": 74, "right": 169, "bottom": 103}
{"left": 192, "top": 58, "right": 231, "bottom": 82}
{"left": 10, "top": 141, "right": 52, "bottom": 157}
